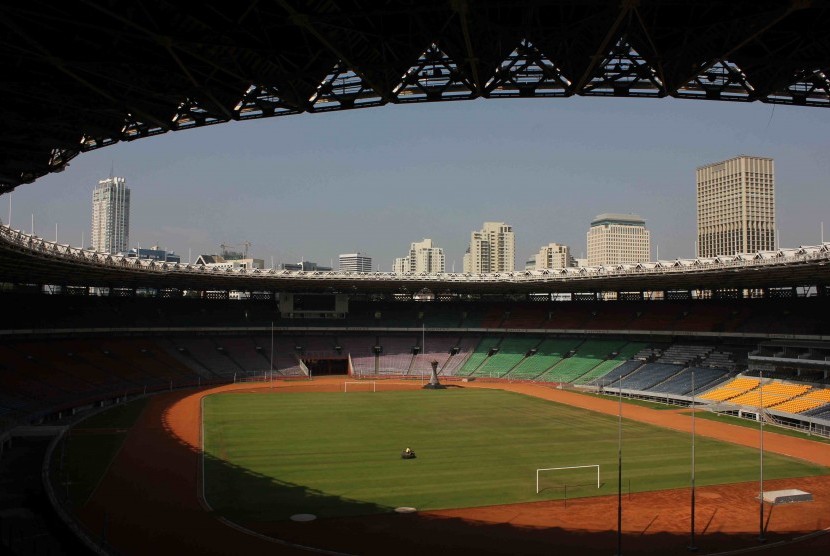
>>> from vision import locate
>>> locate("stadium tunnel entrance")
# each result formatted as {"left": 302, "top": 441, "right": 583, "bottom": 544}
{"left": 302, "top": 357, "right": 349, "bottom": 376}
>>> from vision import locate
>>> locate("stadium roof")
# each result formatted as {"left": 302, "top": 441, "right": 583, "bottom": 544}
{"left": 1, "top": 1, "right": 829, "bottom": 193}
{"left": 2, "top": 225, "right": 828, "bottom": 295}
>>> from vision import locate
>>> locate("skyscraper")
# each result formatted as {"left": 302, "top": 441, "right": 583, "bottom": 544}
{"left": 339, "top": 253, "right": 372, "bottom": 272}
{"left": 586, "top": 213, "right": 650, "bottom": 266}
{"left": 696, "top": 156, "right": 775, "bottom": 257}
{"left": 462, "top": 222, "right": 515, "bottom": 273}
{"left": 393, "top": 238, "right": 445, "bottom": 274}
{"left": 529, "top": 242, "right": 575, "bottom": 270}
{"left": 91, "top": 176, "right": 130, "bottom": 254}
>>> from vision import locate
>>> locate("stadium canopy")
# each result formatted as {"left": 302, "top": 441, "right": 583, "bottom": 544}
{"left": 2, "top": 225, "right": 828, "bottom": 295}
{"left": 1, "top": 0, "right": 829, "bottom": 193}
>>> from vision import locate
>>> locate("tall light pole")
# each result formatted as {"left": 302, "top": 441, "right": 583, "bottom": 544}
{"left": 270, "top": 321, "right": 274, "bottom": 385}
{"left": 689, "top": 368, "right": 697, "bottom": 551}
{"left": 617, "top": 368, "right": 623, "bottom": 556}
{"left": 759, "top": 370, "right": 766, "bottom": 543}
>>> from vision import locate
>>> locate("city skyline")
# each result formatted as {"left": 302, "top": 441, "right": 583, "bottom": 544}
{"left": 3, "top": 97, "right": 829, "bottom": 269}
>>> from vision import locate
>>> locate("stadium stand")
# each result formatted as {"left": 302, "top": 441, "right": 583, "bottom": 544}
{"left": 539, "top": 339, "right": 627, "bottom": 383}
{"left": 410, "top": 335, "right": 459, "bottom": 376}
{"left": 378, "top": 336, "right": 416, "bottom": 374}
{"left": 470, "top": 336, "right": 540, "bottom": 378}
{"left": 726, "top": 381, "right": 811, "bottom": 408}
{"left": 699, "top": 376, "right": 760, "bottom": 402}
{"left": 457, "top": 337, "right": 502, "bottom": 376}
{"left": 615, "top": 363, "right": 685, "bottom": 391}
{"left": 772, "top": 387, "right": 830, "bottom": 414}
{"left": 507, "top": 338, "right": 580, "bottom": 380}
{"left": 575, "top": 342, "right": 649, "bottom": 384}
{"left": 647, "top": 367, "right": 732, "bottom": 396}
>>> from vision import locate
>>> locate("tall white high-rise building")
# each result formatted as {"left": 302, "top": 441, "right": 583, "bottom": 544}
{"left": 393, "top": 238, "right": 445, "bottom": 274}
{"left": 462, "top": 221, "right": 515, "bottom": 273}
{"left": 339, "top": 252, "right": 372, "bottom": 272}
{"left": 586, "top": 213, "right": 650, "bottom": 266}
{"left": 91, "top": 176, "right": 130, "bottom": 254}
{"left": 696, "top": 155, "right": 775, "bottom": 257}
{"left": 528, "top": 242, "right": 575, "bottom": 270}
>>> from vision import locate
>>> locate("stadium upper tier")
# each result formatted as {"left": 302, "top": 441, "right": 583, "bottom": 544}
{"left": 1, "top": 1, "right": 829, "bottom": 191}
{"left": 1, "top": 225, "right": 829, "bottom": 294}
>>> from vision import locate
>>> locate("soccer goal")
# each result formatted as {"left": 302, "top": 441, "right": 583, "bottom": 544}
{"left": 343, "top": 380, "right": 376, "bottom": 392}
{"left": 536, "top": 464, "right": 600, "bottom": 494}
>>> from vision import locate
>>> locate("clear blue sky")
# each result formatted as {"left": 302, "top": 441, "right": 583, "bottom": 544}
{"left": 4, "top": 96, "right": 829, "bottom": 270}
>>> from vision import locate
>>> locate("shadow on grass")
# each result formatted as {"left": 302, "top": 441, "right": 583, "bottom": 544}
{"left": 202, "top": 451, "right": 392, "bottom": 521}
{"left": 64, "top": 386, "right": 830, "bottom": 556}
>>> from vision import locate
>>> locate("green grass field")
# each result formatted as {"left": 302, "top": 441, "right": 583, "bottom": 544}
{"left": 202, "top": 389, "right": 828, "bottom": 521}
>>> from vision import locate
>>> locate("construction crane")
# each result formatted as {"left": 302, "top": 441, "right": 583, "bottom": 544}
{"left": 219, "top": 241, "right": 251, "bottom": 259}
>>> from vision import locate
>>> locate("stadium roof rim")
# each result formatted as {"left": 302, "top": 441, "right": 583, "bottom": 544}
{"left": 1, "top": 1, "right": 830, "bottom": 193}
{"left": 2, "top": 225, "right": 828, "bottom": 294}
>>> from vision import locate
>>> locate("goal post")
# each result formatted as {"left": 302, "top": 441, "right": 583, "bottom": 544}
{"left": 343, "top": 380, "right": 376, "bottom": 392}
{"left": 536, "top": 465, "right": 600, "bottom": 494}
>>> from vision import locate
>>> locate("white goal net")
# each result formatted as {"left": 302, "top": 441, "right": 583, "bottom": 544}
{"left": 536, "top": 465, "right": 600, "bottom": 494}
{"left": 343, "top": 380, "right": 376, "bottom": 392}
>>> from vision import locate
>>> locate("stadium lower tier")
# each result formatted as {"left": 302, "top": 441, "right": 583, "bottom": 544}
{"left": 1, "top": 332, "right": 828, "bottom": 436}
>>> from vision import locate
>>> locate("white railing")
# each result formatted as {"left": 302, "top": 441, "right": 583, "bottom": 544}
{"left": 2, "top": 224, "right": 829, "bottom": 286}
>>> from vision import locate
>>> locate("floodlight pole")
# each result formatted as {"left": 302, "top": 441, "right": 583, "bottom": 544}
{"left": 689, "top": 368, "right": 697, "bottom": 551}
{"left": 270, "top": 321, "right": 274, "bottom": 388}
{"left": 617, "top": 368, "right": 623, "bottom": 556}
{"left": 759, "top": 370, "right": 765, "bottom": 543}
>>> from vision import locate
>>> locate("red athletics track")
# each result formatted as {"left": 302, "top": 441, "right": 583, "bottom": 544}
{"left": 75, "top": 378, "right": 830, "bottom": 555}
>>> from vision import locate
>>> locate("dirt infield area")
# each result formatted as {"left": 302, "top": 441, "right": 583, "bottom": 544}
{"left": 75, "top": 378, "right": 830, "bottom": 555}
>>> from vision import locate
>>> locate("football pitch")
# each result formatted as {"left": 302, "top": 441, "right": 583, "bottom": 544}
{"left": 202, "top": 388, "right": 827, "bottom": 521}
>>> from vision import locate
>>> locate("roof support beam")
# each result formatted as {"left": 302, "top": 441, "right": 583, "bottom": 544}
{"left": 277, "top": 0, "right": 393, "bottom": 104}
{"left": 453, "top": 0, "right": 483, "bottom": 97}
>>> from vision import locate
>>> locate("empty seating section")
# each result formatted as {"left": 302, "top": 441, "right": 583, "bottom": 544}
{"left": 626, "top": 304, "right": 681, "bottom": 331}
{"left": 772, "top": 388, "right": 830, "bottom": 414}
{"left": 592, "top": 360, "right": 644, "bottom": 386}
{"left": 480, "top": 305, "right": 507, "bottom": 328}
{"left": 377, "top": 337, "right": 416, "bottom": 374}
{"left": 805, "top": 403, "right": 830, "bottom": 420}
{"left": 471, "top": 337, "right": 540, "bottom": 378}
{"left": 0, "top": 338, "right": 209, "bottom": 418}
{"left": 441, "top": 337, "right": 479, "bottom": 375}
{"left": 620, "top": 363, "right": 684, "bottom": 391}
{"left": 171, "top": 337, "right": 241, "bottom": 376}
{"left": 270, "top": 337, "right": 303, "bottom": 375}
{"left": 508, "top": 338, "right": 580, "bottom": 380}
{"left": 648, "top": 367, "right": 731, "bottom": 396}
{"left": 542, "top": 305, "right": 590, "bottom": 329}
{"left": 501, "top": 306, "right": 546, "bottom": 328}
{"left": 699, "top": 377, "right": 760, "bottom": 402}
{"left": 575, "top": 342, "right": 648, "bottom": 384}
{"left": 5, "top": 294, "right": 830, "bottom": 335}
{"left": 215, "top": 336, "right": 270, "bottom": 371}
{"left": 658, "top": 344, "right": 713, "bottom": 366}
{"left": 458, "top": 337, "right": 502, "bottom": 375}
{"left": 540, "top": 339, "right": 626, "bottom": 383}
{"left": 584, "top": 304, "right": 636, "bottom": 329}
{"left": 411, "top": 336, "right": 460, "bottom": 375}
{"left": 338, "top": 336, "right": 376, "bottom": 374}
{"left": 727, "top": 381, "right": 811, "bottom": 408}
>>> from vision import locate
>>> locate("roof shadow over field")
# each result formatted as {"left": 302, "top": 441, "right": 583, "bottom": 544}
{"left": 201, "top": 452, "right": 391, "bottom": 521}
{"left": 69, "top": 386, "right": 830, "bottom": 556}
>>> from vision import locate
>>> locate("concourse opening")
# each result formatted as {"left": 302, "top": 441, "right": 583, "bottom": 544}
{"left": 303, "top": 357, "right": 349, "bottom": 376}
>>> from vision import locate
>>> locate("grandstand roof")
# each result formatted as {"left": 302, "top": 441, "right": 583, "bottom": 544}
{"left": 2, "top": 1, "right": 830, "bottom": 193}
{"left": 2, "top": 225, "right": 828, "bottom": 294}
